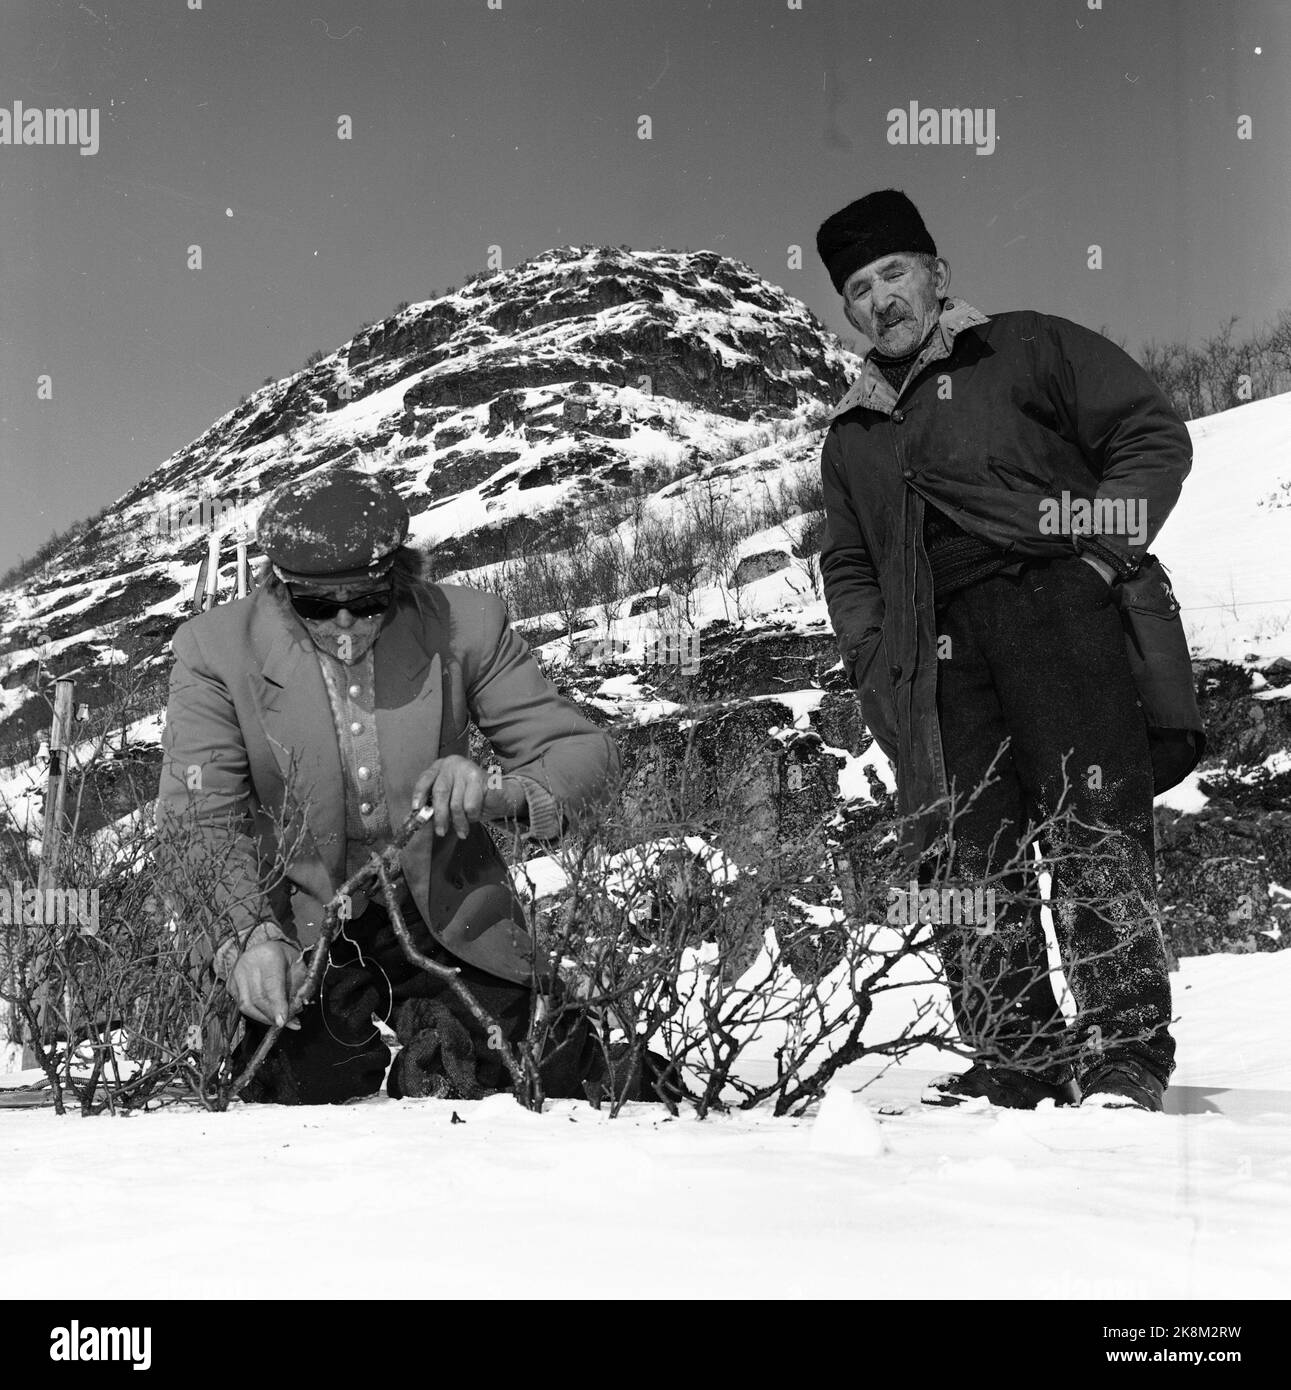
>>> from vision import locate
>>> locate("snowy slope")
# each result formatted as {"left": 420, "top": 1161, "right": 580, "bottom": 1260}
{"left": 1156, "top": 392, "right": 1291, "bottom": 664}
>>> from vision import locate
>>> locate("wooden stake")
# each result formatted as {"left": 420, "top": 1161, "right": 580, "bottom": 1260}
{"left": 21, "top": 680, "right": 74, "bottom": 1069}
{"left": 190, "top": 550, "right": 209, "bottom": 615}
{"left": 203, "top": 532, "right": 220, "bottom": 611}
{"left": 38, "top": 679, "right": 74, "bottom": 889}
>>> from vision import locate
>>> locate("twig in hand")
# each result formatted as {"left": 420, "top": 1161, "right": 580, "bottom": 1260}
{"left": 228, "top": 805, "right": 439, "bottom": 1099}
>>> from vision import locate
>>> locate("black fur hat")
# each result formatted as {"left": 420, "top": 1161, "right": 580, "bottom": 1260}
{"left": 816, "top": 189, "right": 937, "bottom": 295}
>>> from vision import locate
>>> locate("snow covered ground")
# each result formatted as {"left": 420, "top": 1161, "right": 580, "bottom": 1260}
{"left": 1156, "top": 392, "right": 1291, "bottom": 665}
{"left": 1, "top": 951, "right": 1287, "bottom": 1300}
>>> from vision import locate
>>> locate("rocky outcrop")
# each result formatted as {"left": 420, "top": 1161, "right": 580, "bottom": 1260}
{"left": 732, "top": 549, "right": 791, "bottom": 587}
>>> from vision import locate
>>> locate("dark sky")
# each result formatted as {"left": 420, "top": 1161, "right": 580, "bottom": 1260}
{"left": 0, "top": 0, "right": 1285, "bottom": 573}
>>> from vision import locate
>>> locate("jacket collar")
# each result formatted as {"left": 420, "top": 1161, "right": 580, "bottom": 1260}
{"left": 829, "top": 297, "right": 991, "bottom": 420}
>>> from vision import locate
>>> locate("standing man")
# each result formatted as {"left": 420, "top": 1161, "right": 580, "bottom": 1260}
{"left": 816, "top": 189, "right": 1200, "bottom": 1112}
{"left": 158, "top": 466, "right": 623, "bottom": 1103}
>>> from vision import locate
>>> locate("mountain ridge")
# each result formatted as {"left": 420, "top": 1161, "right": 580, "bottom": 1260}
{"left": 0, "top": 243, "right": 859, "bottom": 748}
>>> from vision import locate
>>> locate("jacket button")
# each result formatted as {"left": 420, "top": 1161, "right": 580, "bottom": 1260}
{"left": 889, "top": 664, "right": 902, "bottom": 680}
{"left": 902, "top": 468, "right": 914, "bottom": 480}
{"left": 892, "top": 410, "right": 904, "bottom": 422}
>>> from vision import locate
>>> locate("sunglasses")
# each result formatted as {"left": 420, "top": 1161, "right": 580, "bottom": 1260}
{"left": 287, "top": 586, "right": 393, "bottom": 621}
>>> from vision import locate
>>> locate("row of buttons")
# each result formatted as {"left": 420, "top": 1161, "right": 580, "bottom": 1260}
{"left": 348, "top": 678, "right": 373, "bottom": 813}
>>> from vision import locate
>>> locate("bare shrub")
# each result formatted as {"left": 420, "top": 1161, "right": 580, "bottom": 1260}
{"left": 2, "top": 752, "right": 246, "bottom": 1113}
{"left": 0, "top": 665, "right": 308, "bottom": 1114}
{"left": 2, "top": 685, "right": 1166, "bottom": 1122}
{"left": 1139, "top": 307, "right": 1291, "bottom": 418}
{"left": 505, "top": 738, "right": 1167, "bottom": 1117}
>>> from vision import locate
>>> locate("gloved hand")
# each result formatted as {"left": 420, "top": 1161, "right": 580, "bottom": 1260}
{"left": 229, "top": 941, "right": 308, "bottom": 1029}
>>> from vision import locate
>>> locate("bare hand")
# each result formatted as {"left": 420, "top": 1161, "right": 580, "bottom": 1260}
{"left": 411, "top": 755, "right": 490, "bottom": 839}
{"left": 229, "top": 941, "right": 308, "bottom": 1029}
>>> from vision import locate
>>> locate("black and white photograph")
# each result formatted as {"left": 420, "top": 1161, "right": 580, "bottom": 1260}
{"left": 0, "top": 0, "right": 1286, "bottom": 1343}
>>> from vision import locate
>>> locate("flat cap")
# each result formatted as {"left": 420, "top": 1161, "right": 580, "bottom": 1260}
{"left": 256, "top": 466, "right": 409, "bottom": 584}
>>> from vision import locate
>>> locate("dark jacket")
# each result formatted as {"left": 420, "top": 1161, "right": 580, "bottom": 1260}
{"left": 820, "top": 298, "right": 1200, "bottom": 857}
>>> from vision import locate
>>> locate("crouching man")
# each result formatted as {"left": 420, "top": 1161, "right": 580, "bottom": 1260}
{"left": 157, "top": 465, "right": 623, "bottom": 1103}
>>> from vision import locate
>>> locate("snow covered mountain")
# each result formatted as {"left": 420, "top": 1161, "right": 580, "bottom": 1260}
{"left": 0, "top": 246, "right": 1288, "bottom": 958}
{"left": 0, "top": 244, "right": 851, "bottom": 744}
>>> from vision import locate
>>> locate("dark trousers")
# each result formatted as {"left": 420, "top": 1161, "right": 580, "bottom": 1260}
{"left": 931, "top": 554, "right": 1174, "bottom": 1086}
{"left": 234, "top": 897, "right": 600, "bottom": 1105}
